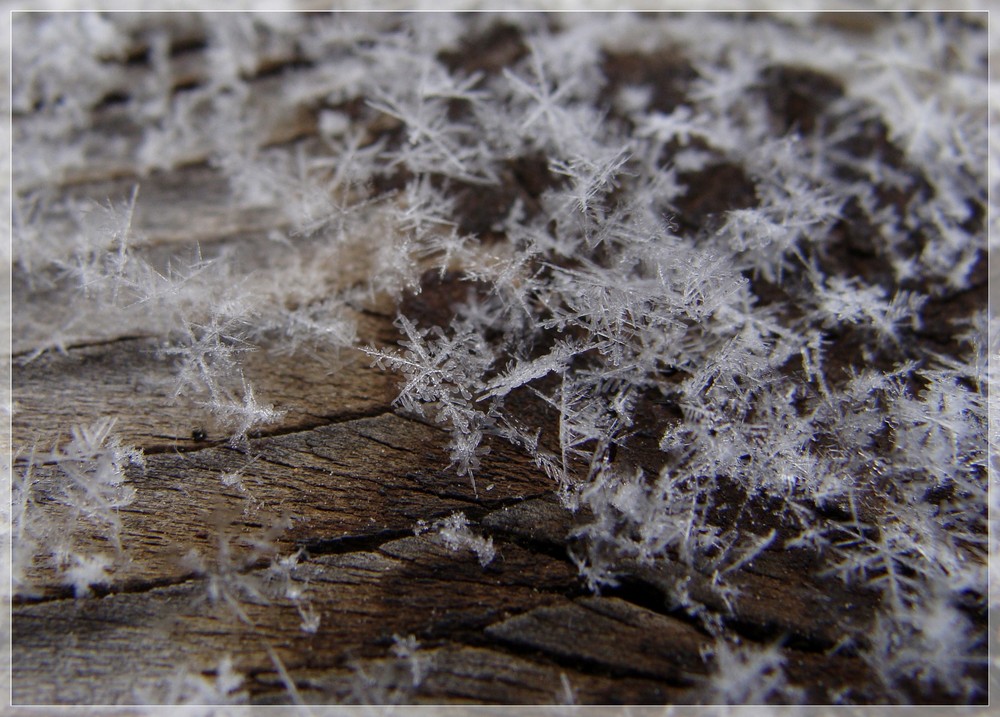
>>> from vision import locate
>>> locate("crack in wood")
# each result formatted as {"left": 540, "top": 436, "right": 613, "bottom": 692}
{"left": 12, "top": 333, "right": 159, "bottom": 361}
{"left": 298, "top": 495, "right": 554, "bottom": 557}
{"left": 136, "top": 407, "right": 401, "bottom": 457}
{"left": 299, "top": 528, "right": 414, "bottom": 556}
{"left": 349, "top": 304, "right": 397, "bottom": 321}
{"left": 12, "top": 572, "right": 202, "bottom": 606}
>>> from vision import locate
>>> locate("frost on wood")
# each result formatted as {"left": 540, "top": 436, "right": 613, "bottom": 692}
{"left": 10, "top": 11, "right": 988, "bottom": 705}
{"left": 415, "top": 511, "right": 496, "bottom": 567}
{"left": 13, "top": 417, "right": 143, "bottom": 597}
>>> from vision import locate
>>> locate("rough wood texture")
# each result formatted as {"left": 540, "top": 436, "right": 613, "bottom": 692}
{"left": 10, "top": 382, "right": 894, "bottom": 705}
{"left": 10, "top": 13, "right": 987, "bottom": 708}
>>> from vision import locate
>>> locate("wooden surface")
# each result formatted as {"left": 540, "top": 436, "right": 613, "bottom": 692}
{"left": 8, "top": 203, "right": 901, "bottom": 705}
{"left": 10, "top": 14, "right": 987, "bottom": 707}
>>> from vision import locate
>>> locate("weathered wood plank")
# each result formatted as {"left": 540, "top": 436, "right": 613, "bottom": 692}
{"left": 14, "top": 540, "right": 885, "bottom": 706}
{"left": 14, "top": 410, "right": 559, "bottom": 599}
{"left": 12, "top": 330, "right": 398, "bottom": 452}
{"left": 13, "top": 533, "right": 580, "bottom": 705}
{"left": 11, "top": 12, "right": 987, "bottom": 707}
